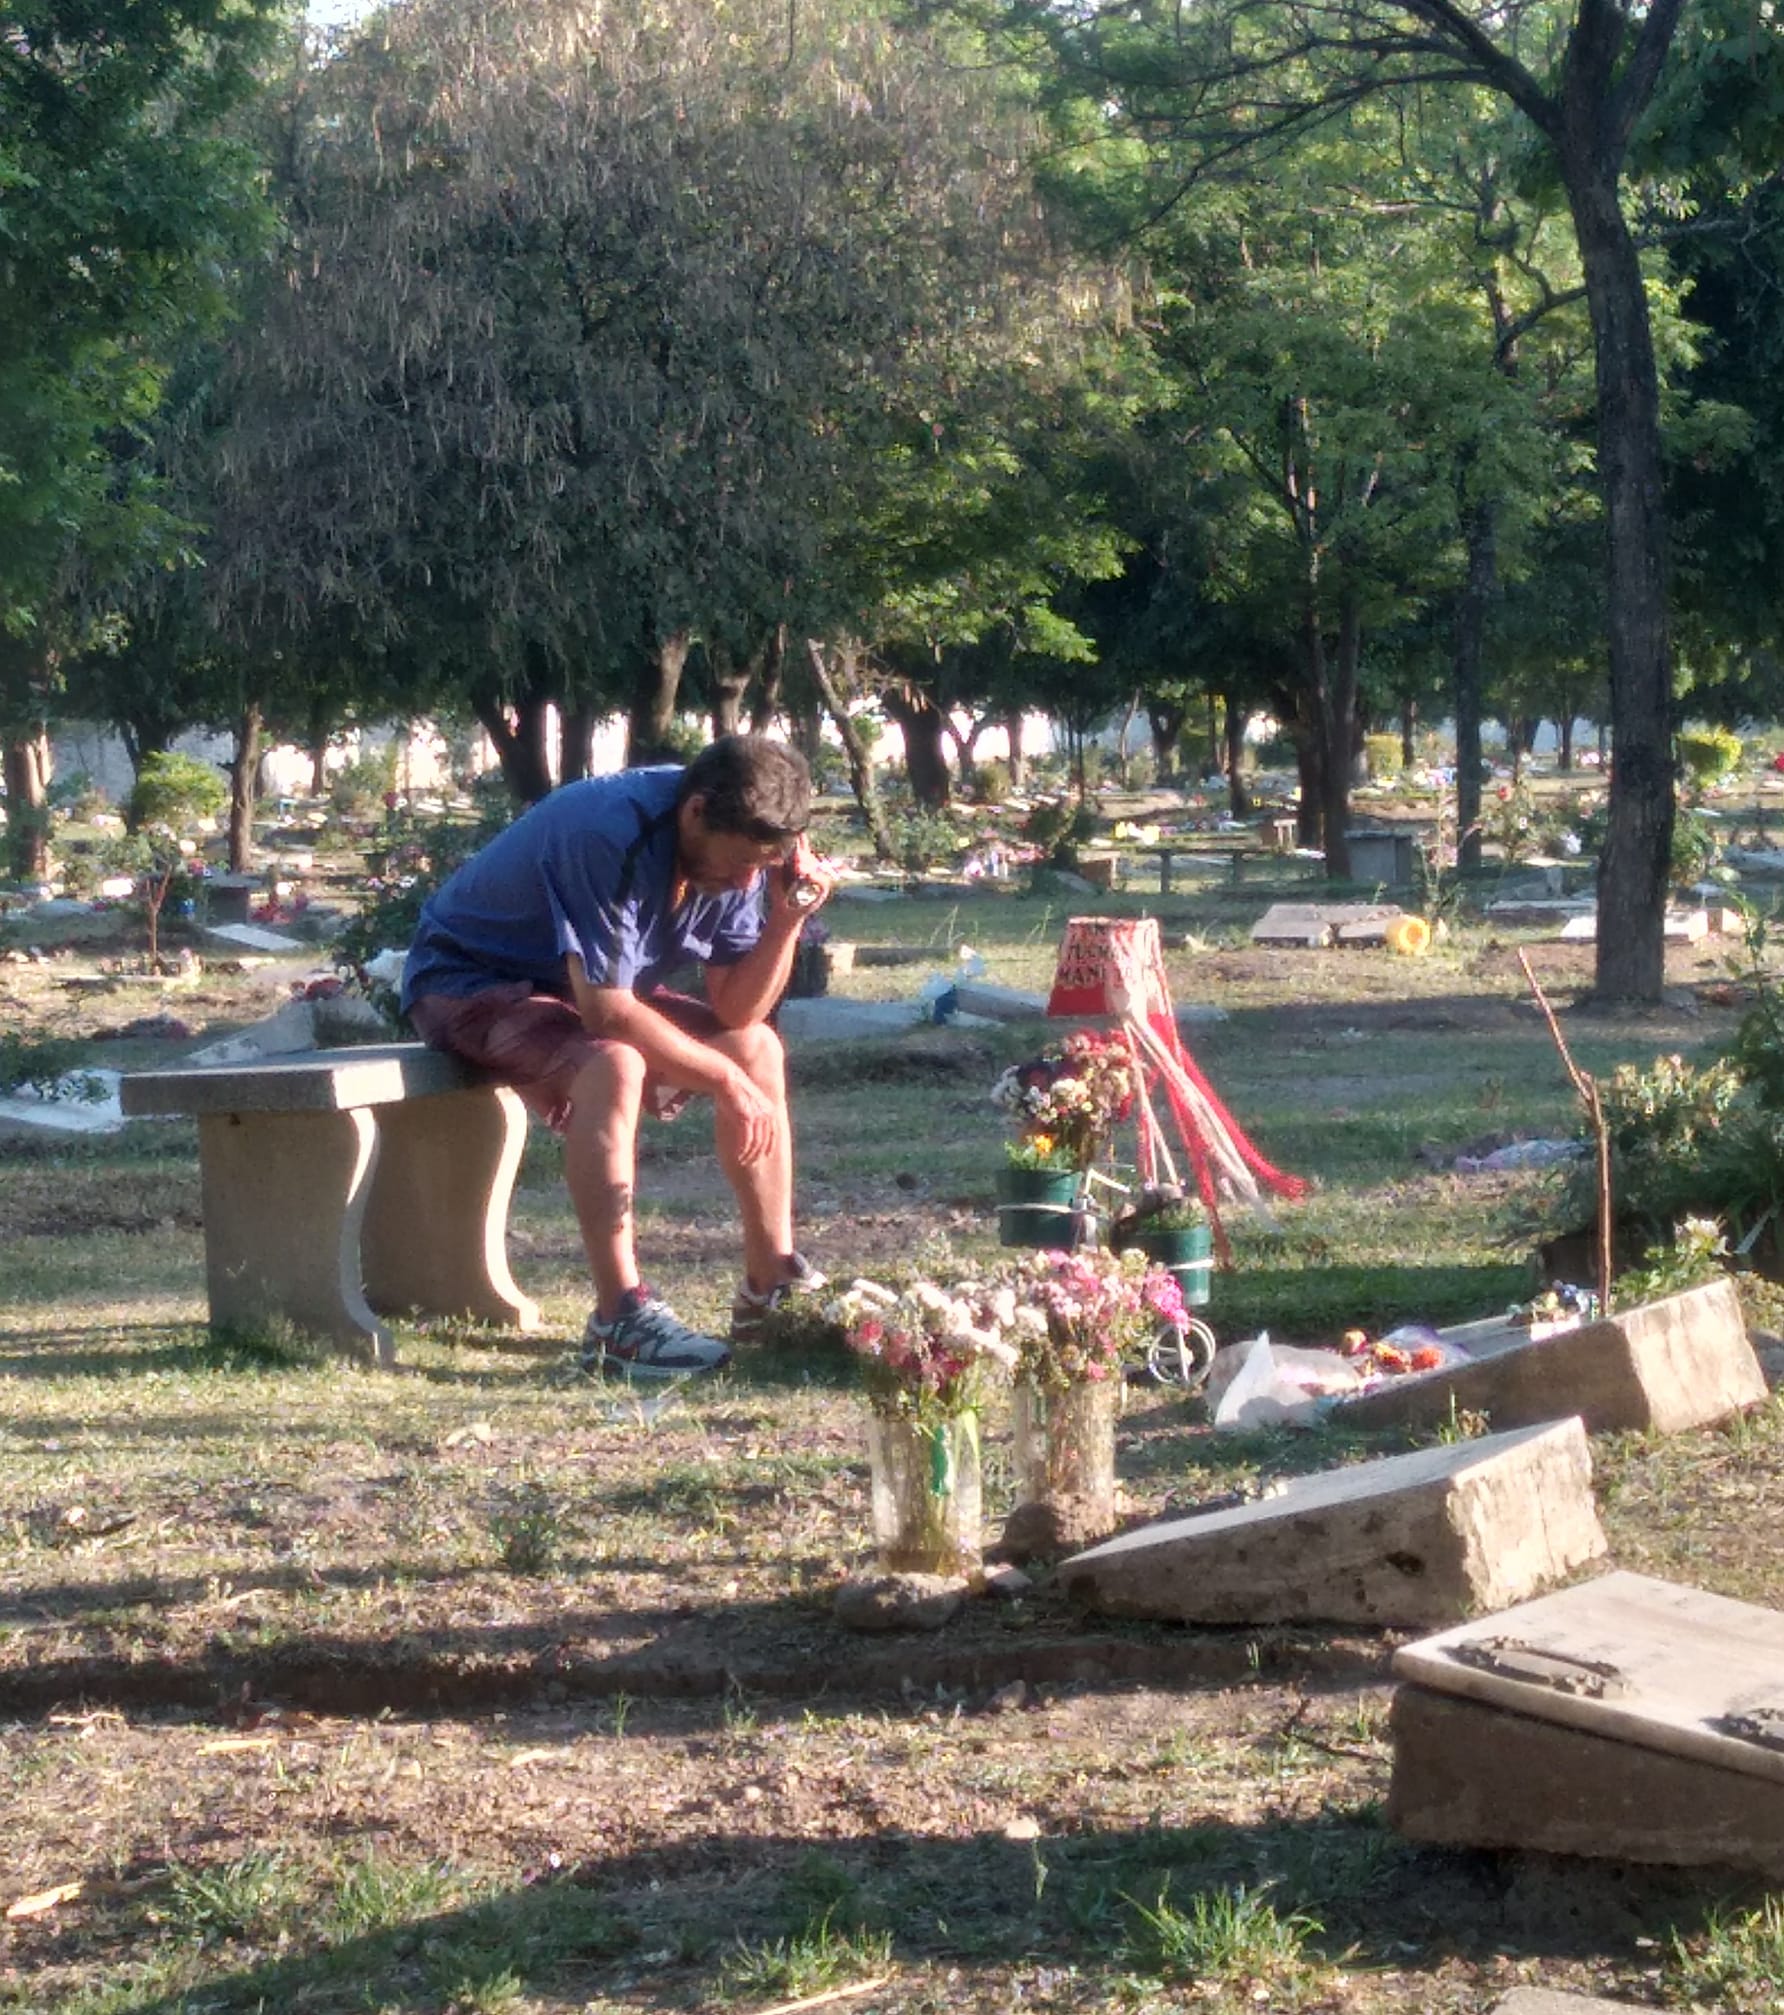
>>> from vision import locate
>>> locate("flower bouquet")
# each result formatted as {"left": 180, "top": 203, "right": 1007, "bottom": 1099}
{"left": 1001, "top": 1248, "right": 1186, "bottom": 1554}
{"left": 991, "top": 1029, "right": 1136, "bottom": 1173}
{"left": 991, "top": 1031, "right": 1136, "bottom": 1249}
{"left": 829, "top": 1275, "right": 1019, "bottom": 1578}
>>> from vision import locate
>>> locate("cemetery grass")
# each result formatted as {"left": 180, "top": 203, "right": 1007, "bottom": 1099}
{"left": 4, "top": 896, "right": 1784, "bottom": 2012}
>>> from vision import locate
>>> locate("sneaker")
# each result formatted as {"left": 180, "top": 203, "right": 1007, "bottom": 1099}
{"left": 729, "top": 1253, "right": 829, "bottom": 1343}
{"left": 582, "top": 1291, "right": 732, "bottom": 1382}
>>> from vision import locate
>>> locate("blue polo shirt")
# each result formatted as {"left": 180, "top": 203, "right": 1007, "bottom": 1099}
{"left": 400, "top": 768, "right": 762, "bottom": 1006}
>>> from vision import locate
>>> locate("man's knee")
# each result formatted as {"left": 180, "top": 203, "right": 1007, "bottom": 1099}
{"left": 722, "top": 1019, "right": 786, "bottom": 1090}
{"left": 570, "top": 1041, "right": 649, "bottom": 1119}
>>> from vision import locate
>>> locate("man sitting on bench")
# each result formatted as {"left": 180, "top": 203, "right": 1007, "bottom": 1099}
{"left": 402, "top": 734, "right": 833, "bottom": 1381}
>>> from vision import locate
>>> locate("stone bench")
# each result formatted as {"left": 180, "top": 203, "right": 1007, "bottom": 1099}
{"left": 120, "top": 1044, "right": 540, "bottom": 1365}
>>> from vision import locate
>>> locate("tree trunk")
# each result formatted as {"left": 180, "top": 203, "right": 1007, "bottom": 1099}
{"left": 1401, "top": 697, "right": 1417, "bottom": 770}
{"left": 708, "top": 643, "right": 755, "bottom": 740}
{"left": 2, "top": 731, "right": 51, "bottom": 883}
{"left": 1453, "top": 495, "right": 1495, "bottom": 872}
{"left": 1567, "top": 159, "right": 1673, "bottom": 1003}
{"left": 228, "top": 701, "right": 261, "bottom": 873}
{"left": 790, "top": 700, "right": 824, "bottom": 770}
{"left": 559, "top": 702, "right": 598, "bottom": 784}
{"left": 1280, "top": 686, "right": 1324, "bottom": 850}
{"left": 1223, "top": 694, "right": 1252, "bottom": 817}
{"left": 805, "top": 639, "right": 897, "bottom": 858}
{"left": 994, "top": 710, "right": 1025, "bottom": 792}
{"left": 1559, "top": 714, "right": 1576, "bottom": 772}
{"left": 749, "top": 627, "right": 787, "bottom": 735}
{"left": 626, "top": 629, "right": 690, "bottom": 767}
{"left": 470, "top": 688, "right": 555, "bottom": 804}
{"left": 1146, "top": 699, "right": 1186, "bottom": 782}
{"left": 881, "top": 688, "right": 952, "bottom": 808}
{"left": 1316, "top": 595, "right": 1362, "bottom": 881}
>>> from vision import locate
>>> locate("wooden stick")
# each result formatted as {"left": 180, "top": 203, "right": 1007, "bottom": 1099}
{"left": 1517, "top": 949, "right": 1614, "bottom": 1313}
{"left": 750, "top": 1976, "right": 894, "bottom": 2015}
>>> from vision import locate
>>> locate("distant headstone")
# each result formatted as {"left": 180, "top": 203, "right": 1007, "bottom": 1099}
{"left": 1057, "top": 1418, "right": 1605, "bottom": 1629}
{"left": 1250, "top": 902, "right": 1403, "bottom": 948}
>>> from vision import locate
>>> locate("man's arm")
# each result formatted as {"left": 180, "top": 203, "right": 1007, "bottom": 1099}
{"left": 704, "top": 838, "right": 836, "bottom": 1029}
{"left": 567, "top": 958, "right": 776, "bottom": 1163}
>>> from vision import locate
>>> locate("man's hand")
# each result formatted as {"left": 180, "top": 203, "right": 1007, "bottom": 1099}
{"left": 717, "top": 1063, "right": 778, "bottom": 1165}
{"left": 770, "top": 834, "right": 837, "bottom": 921}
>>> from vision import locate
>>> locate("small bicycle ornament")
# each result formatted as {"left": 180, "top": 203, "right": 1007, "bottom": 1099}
{"left": 1143, "top": 1315, "right": 1219, "bottom": 1391}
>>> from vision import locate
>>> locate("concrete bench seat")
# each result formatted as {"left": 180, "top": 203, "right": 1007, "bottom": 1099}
{"left": 120, "top": 1043, "right": 540, "bottom": 1364}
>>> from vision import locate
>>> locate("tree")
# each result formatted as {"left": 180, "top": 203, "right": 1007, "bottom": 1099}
{"left": 201, "top": 0, "right": 1104, "bottom": 794}
{"left": 0, "top": 0, "right": 280, "bottom": 881}
{"left": 987, "top": 0, "right": 1768, "bottom": 998}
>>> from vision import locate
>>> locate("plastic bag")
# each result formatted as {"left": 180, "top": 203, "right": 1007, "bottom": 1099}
{"left": 1209, "top": 1334, "right": 1365, "bottom": 1431}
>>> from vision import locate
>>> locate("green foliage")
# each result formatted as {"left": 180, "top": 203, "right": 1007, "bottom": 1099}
{"left": 0, "top": 1032, "right": 105, "bottom": 1103}
{"left": 1678, "top": 723, "right": 1743, "bottom": 786}
{"left": 1668, "top": 1895, "right": 1784, "bottom": 2012}
{"left": 973, "top": 758, "right": 1012, "bottom": 804}
{"left": 1120, "top": 1880, "right": 1322, "bottom": 1989}
{"left": 335, "top": 801, "right": 513, "bottom": 1007}
{"left": 1362, "top": 733, "right": 1402, "bottom": 780}
{"left": 1615, "top": 1215, "right": 1730, "bottom": 1308}
{"left": 718, "top": 1911, "right": 893, "bottom": 2001}
{"left": 127, "top": 753, "right": 226, "bottom": 833}
{"left": 488, "top": 1479, "right": 563, "bottom": 1577}
{"left": 1020, "top": 797, "right": 1096, "bottom": 866}
{"left": 328, "top": 749, "right": 398, "bottom": 819}
{"left": 888, "top": 807, "right": 961, "bottom": 873}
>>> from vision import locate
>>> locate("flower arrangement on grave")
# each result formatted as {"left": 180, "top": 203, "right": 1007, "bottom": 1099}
{"left": 829, "top": 1274, "right": 1021, "bottom": 1577}
{"left": 1004, "top": 1248, "right": 1186, "bottom": 1393}
{"left": 991, "top": 1029, "right": 1135, "bottom": 1173}
{"left": 999, "top": 1248, "right": 1186, "bottom": 1555}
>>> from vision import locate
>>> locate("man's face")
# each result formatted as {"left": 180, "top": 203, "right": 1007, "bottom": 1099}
{"left": 678, "top": 796, "right": 791, "bottom": 896}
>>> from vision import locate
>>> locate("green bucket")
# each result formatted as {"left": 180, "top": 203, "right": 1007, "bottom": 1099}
{"left": 1128, "top": 1224, "right": 1214, "bottom": 1308}
{"left": 995, "top": 1167, "right": 1083, "bottom": 1250}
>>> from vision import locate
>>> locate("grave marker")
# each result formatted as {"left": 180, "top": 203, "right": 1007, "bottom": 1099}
{"left": 1333, "top": 1277, "right": 1765, "bottom": 1437}
{"left": 1390, "top": 1571, "right": 1784, "bottom": 1876}
{"left": 1057, "top": 1418, "right": 1604, "bottom": 1628}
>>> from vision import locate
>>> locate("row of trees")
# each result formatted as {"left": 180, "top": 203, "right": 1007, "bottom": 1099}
{"left": 5, "top": 0, "right": 1784, "bottom": 998}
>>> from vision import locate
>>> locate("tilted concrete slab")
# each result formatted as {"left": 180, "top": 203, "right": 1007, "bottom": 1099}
{"left": 1493, "top": 1988, "right": 1656, "bottom": 2013}
{"left": 1333, "top": 1277, "right": 1766, "bottom": 1437}
{"left": 1057, "top": 1417, "right": 1604, "bottom": 1629}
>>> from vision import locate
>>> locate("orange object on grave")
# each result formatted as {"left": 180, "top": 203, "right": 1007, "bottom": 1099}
{"left": 1044, "top": 916, "right": 1306, "bottom": 1254}
{"left": 1045, "top": 915, "right": 1169, "bottom": 1020}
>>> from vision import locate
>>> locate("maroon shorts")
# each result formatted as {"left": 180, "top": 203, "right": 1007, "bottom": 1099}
{"left": 407, "top": 983, "right": 723, "bottom": 1132}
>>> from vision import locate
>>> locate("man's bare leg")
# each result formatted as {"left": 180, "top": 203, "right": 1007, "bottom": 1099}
{"left": 709, "top": 1022, "right": 797, "bottom": 1292}
{"left": 562, "top": 1045, "right": 648, "bottom": 1318}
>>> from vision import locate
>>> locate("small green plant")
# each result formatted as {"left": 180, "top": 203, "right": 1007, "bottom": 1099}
{"left": 166, "top": 1850, "right": 304, "bottom": 1946}
{"left": 888, "top": 807, "right": 960, "bottom": 874}
{"left": 1678, "top": 724, "right": 1743, "bottom": 788}
{"left": 1120, "top": 1879, "right": 1322, "bottom": 1989}
{"left": 1004, "top": 1135, "right": 1080, "bottom": 1173}
{"left": 1615, "top": 1214, "right": 1729, "bottom": 1309}
{"left": 488, "top": 1478, "right": 563, "bottom": 1576}
{"left": 1668, "top": 1894, "right": 1784, "bottom": 2011}
{"left": 328, "top": 747, "right": 399, "bottom": 819}
{"left": 1363, "top": 732, "right": 1402, "bottom": 780}
{"left": 1020, "top": 797, "right": 1096, "bottom": 867}
{"left": 127, "top": 751, "right": 226, "bottom": 832}
{"left": 718, "top": 1910, "right": 893, "bottom": 2000}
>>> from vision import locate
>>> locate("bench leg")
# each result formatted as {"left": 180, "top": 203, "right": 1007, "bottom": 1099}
{"left": 361, "top": 1085, "right": 541, "bottom": 1331}
{"left": 196, "top": 1109, "right": 393, "bottom": 1364}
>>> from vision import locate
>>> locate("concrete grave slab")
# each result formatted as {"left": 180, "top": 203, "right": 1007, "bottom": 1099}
{"left": 1056, "top": 1417, "right": 1604, "bottom": 1629}
{"left": 1556, "top": 909, "right": 1710, "bottom": 944}
{"left": 1332, "top": 1277, "right": 1766, "bottom": 1437}
{"left": 204, "top": 921, "right": 308, "bottom": 954}
{"left": 1249, "top": 902, "right": 1404, "bottom": 949}
{"left": 1492, "top": 1995, "right": 1646, "bottom": 2015}
{"left": 1390, "top": 1572, "right": 1784, "bottom": 1877}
